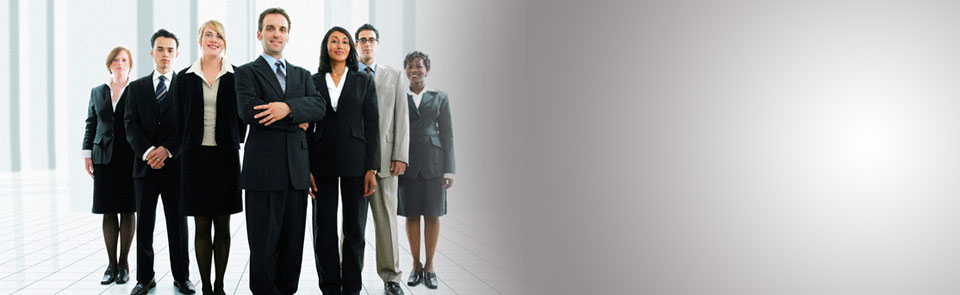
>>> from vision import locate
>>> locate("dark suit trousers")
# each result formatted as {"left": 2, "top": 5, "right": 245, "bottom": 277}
{"left": 313, "top": 176, "right": 369, "bottom": 295}
{"left": 246, "top": 187, "right": 308, "bottom": 295}
{"left": 134, "top": 159, "right": 189, "bottom": 283}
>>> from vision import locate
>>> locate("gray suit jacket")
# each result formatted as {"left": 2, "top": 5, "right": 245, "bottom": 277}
{"left": 371, "top": 64, "right": 410, "bottom": 178}
{"left": 402, "top": 89, "right": 455, "bottom": 179}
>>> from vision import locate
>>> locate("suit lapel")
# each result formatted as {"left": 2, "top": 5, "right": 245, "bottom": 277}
{"left": 375, "top": 66, "right": 387, "bottom": 87}
{"left": 418, "top": 91, "right": 435, "bottom": 115}
{"left": 100, "top": 85, "right": 115, "bottom": 119}
{"left": 159, "top": 72, "right": 176, "bottom": 115}
{"left": 283, "top": 61, "right": 299, "bottom": 100}
{"left": 253, "top": 57, "right": 284, "bottom": 99}
{"left": 337, "top": 71, "right": 358, "bottom": 113}
{"left": 407, "top": 93, "right": 420, "bottom": 118}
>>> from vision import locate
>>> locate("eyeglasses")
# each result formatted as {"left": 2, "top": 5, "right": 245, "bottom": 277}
{"left": 358, "top": 38, "right": 378, "bottom": 44}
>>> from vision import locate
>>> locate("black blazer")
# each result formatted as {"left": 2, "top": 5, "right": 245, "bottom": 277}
{"left": 402, "top": 89, "right": 455, "bottom": 179}
{"left": 172, "top": 66, "right": 246, "bottom": 151}
{"left": 82, "top": 84, "right": 132, "bottom": 164}
{"left": 235, "top": 56, "right": 326, "bottom": 191}
{"left": 307, "top": 70, "right": 380, "bottom": 177}
{"left": 124, "top": 71, "right": 180, "bottom": 178}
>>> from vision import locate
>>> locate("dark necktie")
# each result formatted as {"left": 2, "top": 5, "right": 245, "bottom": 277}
{"left": 275, "top": 61, "right": 286, "bottom": 93}
{"left": 364, "top": 67, "right": 373, "bottom": 78}
{"left": 156, "top": 75, "right": 168, "bottom": 103}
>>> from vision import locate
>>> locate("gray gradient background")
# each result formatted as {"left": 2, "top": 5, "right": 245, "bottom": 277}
{"left": 515, "top": 0, "right": 960, "bottom": 294}
{"left": 9, "top": 0, "right": 960, "bottom": 293}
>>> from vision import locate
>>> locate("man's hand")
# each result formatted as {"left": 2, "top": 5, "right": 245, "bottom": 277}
{"left": 253, "top": 102, "right": 292, "bottom": 126}
{"left": 299, "top": 122, "right": 309, "bottom": 131}
{"left": 363, "top": 170, "right": 378, "bottom": 197}
{"left": 390, "top": 161, "right": 407, "bottom": 176}
{"left": 309, "top": 173, "right": 318, "bottom": 199}
{"left": 147, "top": 146, "right": 168, "bottom": 169}
{"left": 84, "top": 158, "right": 94, "bottom": 177}
{"left": 444, "top": 178, "right": 454, "bottom": 189}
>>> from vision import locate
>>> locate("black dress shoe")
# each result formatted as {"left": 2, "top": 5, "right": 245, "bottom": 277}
{"left": 385, "top": 281, "right": 404, "bottom": 295}
{"left": 174, "top": 280, "right": 197, "bottom": 294}
{"left": 115, "top": 268, "right": 130, "bottom": 284}
{"left": 424, "top": 272, "right": 438, "bottom": 289}
{"left": 407, "top": 270, "right": 423, "bottom": 286}
{"left": 100, "top": 268, "right": 116, "bottom": 285}
{"left": 130, "top": 279, "right": 156, "bottom": 295}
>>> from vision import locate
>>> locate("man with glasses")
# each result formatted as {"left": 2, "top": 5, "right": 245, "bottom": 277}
{"left": 356, "top": 23, "right": 410, "bottom": 295}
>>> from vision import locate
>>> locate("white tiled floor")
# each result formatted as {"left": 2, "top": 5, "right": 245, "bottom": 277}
{"left": 0, "top": 171, "right": 525, "bottom": 294}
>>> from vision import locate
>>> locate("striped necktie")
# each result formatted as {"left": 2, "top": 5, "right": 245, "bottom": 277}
{"left": 275, "top": 61, "right": 286, "bottom": 93}
{"left": 155, "top": 75, "right": 168, "bottom": 103}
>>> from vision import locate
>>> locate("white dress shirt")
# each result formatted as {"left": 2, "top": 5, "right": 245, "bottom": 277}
{"left": 325, "top": 72, "right": 348, "bottom": 111}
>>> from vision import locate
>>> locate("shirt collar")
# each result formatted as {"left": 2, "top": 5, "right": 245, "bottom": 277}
{"left": 407, "top": 87, "right": 432, "bottom": 97}
{"left": 358, "top": 62, "right": 377, "bottom": 74}
{"left": 186, "top": 57, "right": 234, "bottom": 82}
{"left": 261, "top": 53, "right": 286, "bottom": 72}
{"left": 153, "top": 69, "right": 174, "bottom": 83}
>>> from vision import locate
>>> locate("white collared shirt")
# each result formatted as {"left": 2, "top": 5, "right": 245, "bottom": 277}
{"left": 407, "top": 87, "right": 433, "bottom": 108}
{"left": 325, "top": 72, "right": 348, "bottom": 111}
{"left": 152, "top": 69, "right": 174, "bottom": 95}
{"left": 186, "top": 57, "right": 235, "bottom": 146}
{"left": 106, "top": 76, "right": 129, "bottom": 110}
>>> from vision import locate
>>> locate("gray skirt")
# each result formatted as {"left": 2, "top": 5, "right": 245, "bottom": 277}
{"left": 398, "top": 176, "right": 447, "bottom": 217}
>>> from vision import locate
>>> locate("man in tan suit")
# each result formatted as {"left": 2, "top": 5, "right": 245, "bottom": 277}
{"left": 356, "top": 23, "right": 410, "bottom": 295}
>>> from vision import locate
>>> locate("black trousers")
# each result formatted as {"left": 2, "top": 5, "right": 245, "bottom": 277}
{"left": 313, "top": 176, "right": 369, "bottom": 295}
{"left": 246, "top": 187, "right": 308, "bottom": 295}
{"left": 134, "top": 161, "right": 190, "bottom": 283}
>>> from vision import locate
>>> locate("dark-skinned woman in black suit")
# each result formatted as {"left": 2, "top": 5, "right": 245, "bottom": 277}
{"left": 171, "top": 20, "right": 244, "bottom": 295}
{"left": 306, "top": 26, "right": 380, "bottom": 295}
{"left": 82, "top": 46, "right": 137, "bottom": 285}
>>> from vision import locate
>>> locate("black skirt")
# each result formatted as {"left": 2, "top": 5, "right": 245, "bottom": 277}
{"left": 92, "top": 141, "right": 136, "bottom": 214}
{"left": 179, "top": 146, "right": 242, "bottom": 216}
{"left": 398, "top": 176, "right": 447, "bottom": 217}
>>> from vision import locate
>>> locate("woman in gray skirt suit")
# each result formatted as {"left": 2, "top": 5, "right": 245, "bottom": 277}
{"left": 398, "top": 51, "right": 456, "bottom": 290}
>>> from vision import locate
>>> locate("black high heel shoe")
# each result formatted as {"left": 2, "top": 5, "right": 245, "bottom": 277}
{"left": 407, "top": 269, "right": 423, "bottom": 286}
{"left": 100, "top": 268, "right": 117, "bottom": 285}
{"left": 115, "top": 268, "right": 130, "bottom": 284}
{"left": 424, "top": 271, "right": 438, "bottom": 289}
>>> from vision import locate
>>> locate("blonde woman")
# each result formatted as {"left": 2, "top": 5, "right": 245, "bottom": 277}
{"left": 171, "top": 20, "right": 243, "bottom": 295}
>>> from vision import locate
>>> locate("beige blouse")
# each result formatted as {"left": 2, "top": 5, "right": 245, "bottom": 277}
{"left": 185, "top": 57, "right": 234, "bottom": 146}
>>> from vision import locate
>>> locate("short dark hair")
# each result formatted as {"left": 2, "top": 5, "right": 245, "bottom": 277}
{"left": 150, "top": 29, "right": 179, "bottom": 49}
{"left": 354, "top": 23, "right": 379, "bottom": 41}
{"left": 403, "top": 51, "right": 431, "bottom": 71}
{"left": 258, "top": 7, "right": 291, "bottom": 31}
{"left": 317, "top": 26, "right": 359, "bottom": 74}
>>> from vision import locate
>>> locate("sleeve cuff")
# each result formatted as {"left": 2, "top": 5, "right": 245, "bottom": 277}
{"left": 81, "top": 150, "right": 92, "bottom": 158}
{"left": 143, "top": 146, "right": 156, "bottom": 161}
{"left": 443, "top": 173, "right": 455, "bottom": 179}
{"left": 167, "top": 149, "right": 173, "bottom": 158}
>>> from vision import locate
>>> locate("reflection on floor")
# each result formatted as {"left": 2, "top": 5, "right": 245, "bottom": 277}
{"left": 0, "top": 171, "right": 524, "bottom": 294}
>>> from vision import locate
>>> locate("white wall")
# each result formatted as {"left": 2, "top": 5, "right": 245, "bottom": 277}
{"left": 5, "top": 0, "right": 515, "bottom": 215}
